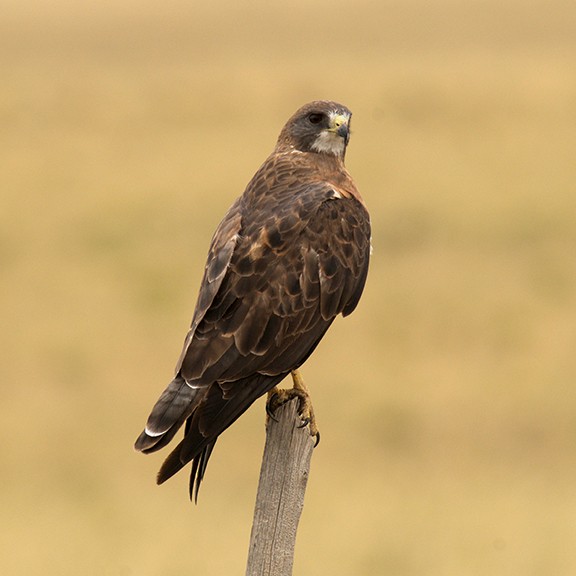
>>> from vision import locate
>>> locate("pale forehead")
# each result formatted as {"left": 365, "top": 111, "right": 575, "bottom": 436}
{"left": 328, "top": 109, "right": 351, "bottom": 121}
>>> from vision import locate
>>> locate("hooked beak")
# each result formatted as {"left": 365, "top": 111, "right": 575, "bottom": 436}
{"left": 329, "top": 113, "right": 350, "bottom": 143}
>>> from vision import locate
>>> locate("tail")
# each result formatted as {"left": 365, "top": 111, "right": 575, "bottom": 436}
{"left": 135, "top": 372, "right": 287, "bottom": 502}
{"left": 134, "top": 375, "right": 202, "bottom": 454}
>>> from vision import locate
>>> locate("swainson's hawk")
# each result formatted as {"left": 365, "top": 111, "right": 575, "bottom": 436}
{"left": 135, "top": 101, "right": 371, "bottom": 500}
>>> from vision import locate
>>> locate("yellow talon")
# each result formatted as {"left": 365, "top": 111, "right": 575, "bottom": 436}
{"left": 266, "top": 369, "right": 320, "bottom": 444}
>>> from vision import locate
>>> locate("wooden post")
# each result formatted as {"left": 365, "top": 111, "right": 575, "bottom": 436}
{"left": 245, "top": 399, "right": 316, "bottom": 576}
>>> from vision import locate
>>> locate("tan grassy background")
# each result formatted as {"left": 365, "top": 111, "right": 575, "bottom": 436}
{"left": 2, "top": 0, "right": 576, "bottom": 574}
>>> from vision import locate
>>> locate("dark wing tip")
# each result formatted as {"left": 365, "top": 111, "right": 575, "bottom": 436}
{"left": 154, "top": 438, "right": 217, "bottom": 504}
{"left": 188, "top": 442, "right": 217, "bottom": 503}
{"left": 134, "top": 430, "right": 158, "bottom": 453}
{"left": 156, "top": 445, "right": 186, "bottom": 485}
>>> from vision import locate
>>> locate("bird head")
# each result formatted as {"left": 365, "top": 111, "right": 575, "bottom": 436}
{"left": 277, "top": 100, "right": 352, "bottom": 158}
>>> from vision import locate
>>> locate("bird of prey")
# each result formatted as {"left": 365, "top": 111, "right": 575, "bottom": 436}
{"left": 135, "top": 100, "right": 371, "bottom": 500}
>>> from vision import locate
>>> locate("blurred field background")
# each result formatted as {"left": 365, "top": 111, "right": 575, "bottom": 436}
{"left": 2, "top": 0, "right": 576, "bottom": 574}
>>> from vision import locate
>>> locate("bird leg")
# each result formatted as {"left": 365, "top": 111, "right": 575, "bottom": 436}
{"left": 266, "top": 369, "right": 320, "bottom": 445}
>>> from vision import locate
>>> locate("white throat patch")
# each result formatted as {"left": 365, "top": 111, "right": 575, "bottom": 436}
{"left": 311, "top": 131, "right": 346, "bottom": 156}
{"left": 310, "top": 111, "right": 350, "bottom": 156}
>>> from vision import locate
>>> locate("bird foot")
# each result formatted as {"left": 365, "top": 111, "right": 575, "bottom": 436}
{"left": 266, "top": 369, "right": 320, "bottom": 446}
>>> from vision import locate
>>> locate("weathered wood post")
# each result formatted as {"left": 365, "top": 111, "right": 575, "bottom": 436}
{"left": 245, "top": 399, "right": 316, "bottom": 576}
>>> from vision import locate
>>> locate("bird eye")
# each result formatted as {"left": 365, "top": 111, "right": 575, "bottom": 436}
{"left": 307, "top": 113, "right": 324, "bottom": 125}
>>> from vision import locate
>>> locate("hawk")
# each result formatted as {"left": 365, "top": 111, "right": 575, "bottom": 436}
{"left": 135, "top": 100, "right": 371, "bottom": 500}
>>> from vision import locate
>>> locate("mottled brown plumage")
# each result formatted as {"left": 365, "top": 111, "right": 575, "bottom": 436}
{"left": 135, "top": 101, "right": 371, "bottom": 500}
